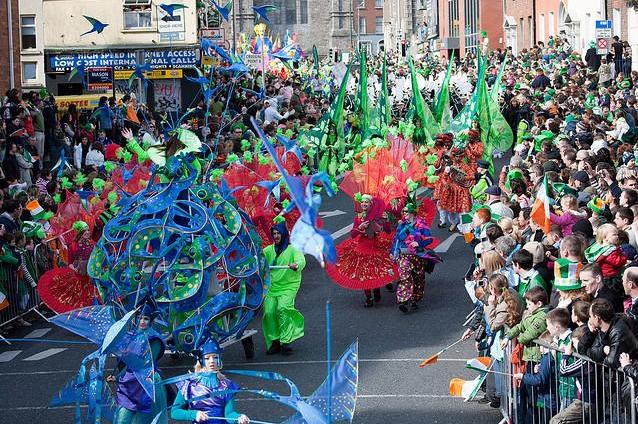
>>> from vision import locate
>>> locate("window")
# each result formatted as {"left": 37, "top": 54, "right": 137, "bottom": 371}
{"left": 20, "top": 16, "right": 36, "bottom": 50}
{"left": 539, "top": 13, "right": 545, "bottom": 42}
{"left": 285, "top": 0, "right": 296, "bottom": 24}
{"left": 375, "top": 0, "right": 382, "bottom": 7}
{"left": 22, "top": 62, "right": 37, "bottom": 81}
{"left": 448, "top": 0, "right": 459, "bottom": 37}
{"left": 613, "top": 8, "right": 621, "bottom": 37}
{"left": 549, "top": 12, "right": 555, "bottom": 36}
{"left": 375, "top": 16, "right": 383, "bottom": 34}
{"left": 300, "top": 0, "right": 308, "bottom": 24}
{"left": 528, "top": 16, "right": 533, "bottom": 48}
{"left": 338, "top": 0, "right": 344, "bottom": 28}
{"left": 359, "top": 16, "right": 366, "bottom": 33}
{"left": 123, "top": 0, "right": 153, "bottom": 30}
{"left": 358, "top": 0, "right": 365, "bottom": 8}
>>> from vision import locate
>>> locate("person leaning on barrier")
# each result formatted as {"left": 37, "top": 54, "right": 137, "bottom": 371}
{"left": 579, "top": 298, "right": 638, "bottom": 369}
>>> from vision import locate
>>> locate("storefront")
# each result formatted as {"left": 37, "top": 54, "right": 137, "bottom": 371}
{"left": 44, "top": 48, "right": 200, "bottom": 112}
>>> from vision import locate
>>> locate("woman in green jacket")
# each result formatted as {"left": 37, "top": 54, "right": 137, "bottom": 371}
{"left": 262, "top": 223, "right": 306, "bottom": 355}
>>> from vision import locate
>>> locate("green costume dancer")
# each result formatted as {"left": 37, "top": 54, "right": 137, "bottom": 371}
{"left": 262, "top": 223, "right": 306, "bottom": 355}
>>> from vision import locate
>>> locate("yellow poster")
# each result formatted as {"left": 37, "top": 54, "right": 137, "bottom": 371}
{"left": 114, "top": 69, "right": 183, "bottom": 80}
{"left": 55, "top": 94, "right": 124, "bottom": 111}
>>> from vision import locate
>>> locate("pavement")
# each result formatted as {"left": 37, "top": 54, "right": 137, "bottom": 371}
{"left": 0, "top": 188, "right": 503, "bottom": 424}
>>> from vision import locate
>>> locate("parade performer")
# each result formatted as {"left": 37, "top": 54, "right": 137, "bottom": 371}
{"left": 262, "top": 223, "right": 306, "bottom": 355}
{"left": 111, "top": 304, "right": 168, "bottom": 424}
{"left": 170, "top": 339, "right": 250, "bottom": 424}
{"left": 325, "top": 194, "right": 398, "bottom": 307}
{"left": 37, "top": 220, "right": 97, "bottom": 313}
{"left": 434, "top": 135, "right": 474, "bottom": 232}
{"left": 391, "top": 202, "right": 441, "bottom": 313}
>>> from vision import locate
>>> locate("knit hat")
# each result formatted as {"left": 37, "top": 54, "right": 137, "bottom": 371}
{"left": 590, "top": 139, "right": 608, "bottom": 154}
{"left": 554, "top": 258, "right": 583, "bottom": 291}
{"left": 571, "top": 218, "right": 594, "bottom": 240}
{"left": 571, "top": 170, "right": 589, "bottom": 184}
{"left": 485, "top": 186, "right": 502, "bottom": 196}
{"left": 522, "top": 241, "right": 545, "bottom": 266}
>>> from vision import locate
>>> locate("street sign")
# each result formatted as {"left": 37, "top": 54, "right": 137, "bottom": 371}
{"left": 595, "top": 20, "right": 612, "bottom": 55}
{"left": 200, "top": 27, "right": 225, "bottom": 44}
{"left": 160, "top": 32, "right": 185, "bottom": 42}
{"left": 595, "top": 20, "right": 613, "bottom": 38}
{"left": 86, "top": 67, "right": 113, "bottom": 92}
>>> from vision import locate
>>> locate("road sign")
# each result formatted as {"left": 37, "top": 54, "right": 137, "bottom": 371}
{"left": 200, "top": 27, "right": 225, "bottom": 44}
{"left": 86, "top": 67, "right": 113, "bottom": 92}
{"left": 160, "top": 32, "right": 185, "bottom": 42}
{"left": 596, "top": 20, "right": 613, "bottom": 38}
{"left": 595, "top": 20, "right": 612, "bottom": 55}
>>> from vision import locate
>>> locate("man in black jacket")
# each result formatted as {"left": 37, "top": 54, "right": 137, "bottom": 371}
{"left": 2, "top": 142, "right": 19, "bottom": 182}
{"left": 531, "top": 68, "right": 551, "bottom": 91}
{"left": 582, "top": 263, "right": 623, "bottom": 313}
{"left": 623, "top": 267, "right": 638, "bottom": 336}
{"left": 580, "top": 298, "right": 638, "bottom": 369}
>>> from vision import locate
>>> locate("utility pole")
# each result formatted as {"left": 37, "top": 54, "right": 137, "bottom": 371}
{"left": 7, "top": 0, "right": 15, "bottom": 89}
{"left": 232, "top": 0, "right": 237, "bottom": 52}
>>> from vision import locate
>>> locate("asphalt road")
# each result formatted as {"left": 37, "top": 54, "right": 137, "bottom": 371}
{"left": 0, "top": 188, "right": 503, "bottom": 424}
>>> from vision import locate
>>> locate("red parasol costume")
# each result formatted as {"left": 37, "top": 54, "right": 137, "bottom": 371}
{"left": 325, "top": 197, "right": 398, "bottom": 291}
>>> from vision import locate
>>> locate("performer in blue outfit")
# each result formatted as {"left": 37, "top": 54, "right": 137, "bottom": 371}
{"left": 171, "top": 339, "right": 250, "bottom": 424}
{"left": 112, "top": 303, "right": 168, "bottom": 424}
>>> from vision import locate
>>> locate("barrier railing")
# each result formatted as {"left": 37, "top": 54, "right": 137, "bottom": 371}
{"left": 0, "top": 242, "right": 60, "bottom": 343}
{"left": 501, "top": 338, "right": 636, "bottom": 424}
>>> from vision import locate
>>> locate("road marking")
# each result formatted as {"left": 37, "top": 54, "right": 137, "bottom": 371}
{"left": 0, "top": 357, "right": 468, "bottom": 376}
{"left": 0, "top": 351, "right": 22, "bottom": 363}
{"left": 319, "top": 209, "right": 347, "bottom": 218}
{"left": 24, "top": 328, "right": 51, "bottom": 339}
{"left": 0, "top": 394, "right": 457, "bottom": 411}
{"left": 434, "top": 233, "right": 461, "bottom": 253}
{"left": 331, "top": 223, "right": 353, "bottom": 240}
{"left": 22, "top": 348, "right": 67, "bottom": 361}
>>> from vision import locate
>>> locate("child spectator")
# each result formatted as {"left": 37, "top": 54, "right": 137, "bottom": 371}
{"left": 545, "top": 308, "right": 576, "bottom": 410}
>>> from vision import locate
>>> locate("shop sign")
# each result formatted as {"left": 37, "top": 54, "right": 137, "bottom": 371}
{"left": 48, "top": 49, "right": 197, "bottom": 72}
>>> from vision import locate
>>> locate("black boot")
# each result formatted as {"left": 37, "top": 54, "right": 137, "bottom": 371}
{"left": 280, "top": 343, "right": 293, "bottom": 355}
{"left": 398, "top": 302, "right": 409, "bottom": 313}
{"left": 385, "top": 283, "right": 395, "bottom": 292}
{"left": 373, "top": 288, "right": 381, "bottom": 303}
{"left": 241, "top": 336, "right": 255, "bottom": 359}
{"left": 266, "top": 340, "right": 281, "bottom": 355}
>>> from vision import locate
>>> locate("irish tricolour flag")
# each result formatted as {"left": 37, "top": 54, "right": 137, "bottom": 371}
{"left": 449, "top": 357, "right": 491, "bottom": 401}
{"left": 531, "top": 175, "right": 551, "bottom": 234}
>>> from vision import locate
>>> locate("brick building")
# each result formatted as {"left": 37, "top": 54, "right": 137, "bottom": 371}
{"left": 503, "top": 0, "right": 534, "bottom": 55}
{"left": 354, "top": 0, "right": 384, "bottom": 54}
{"left": 437, "top": 0, "right": 505, "bottom": 58}
{"left": 217, "top": 0, "right": 357, "bottom": 58}
{"left": 0, "top": 0, "right": 22, "bottom": 96}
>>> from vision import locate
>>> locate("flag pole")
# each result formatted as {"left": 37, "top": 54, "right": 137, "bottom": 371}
{"left": 326, "top": 300, "right": 332, "bottom": 424}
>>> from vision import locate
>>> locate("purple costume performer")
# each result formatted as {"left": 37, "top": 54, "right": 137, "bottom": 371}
{"left": 171, "top": 339, "right": 249, "bottom": 424}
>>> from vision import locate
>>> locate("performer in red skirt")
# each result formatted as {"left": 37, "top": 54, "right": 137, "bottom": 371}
{"left": 38, "top": 221, "right": 97, "bottom": 313}
{"left": 326, "top": 195, "right": 399, "bottom": 307}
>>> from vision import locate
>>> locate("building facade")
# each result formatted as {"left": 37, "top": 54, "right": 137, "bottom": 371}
{"left": 503, "top": 0, "right": 534, "bottom": 55}
{"left": 18, "top": 0, "right": 46, "bottom": 89}
{"left": 1, "top": 0, "right": 22, "bottom": 95}
{"left": 42, "top": 0, "right": 199, "bottom": 110}
{"left": 354, "top": 0, "right": 385, "bottom": 55}
{"left": 215, "top": 0, "right": 357, "bottom": 58}
{"left": 437, "top": 0, "right": 505, "bottom": 58}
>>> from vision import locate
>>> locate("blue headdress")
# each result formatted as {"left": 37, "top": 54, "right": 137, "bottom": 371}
{"left": 271, "top": 222, "right": 290, "bottom": 256}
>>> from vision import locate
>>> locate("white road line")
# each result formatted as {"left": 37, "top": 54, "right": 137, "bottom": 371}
{"left": 22, "top": 348, "right": 67, "bottom": 361}
{"left": 319, "top": 209, "right": 347, "bottom": 218}
{"left": 0, "top": 357, "right": 469, "bottom": 376}
{"left": 24, "top": 328, "right": 51, "bottom": 339}
{"left": 331, "top": 223, "right": 353, "bottom": 240}
{"left": 0, "top": 394, "right": 457, "bottom": 411}
{"left": 434, "top": 233, "right": 461, "bottom": 253}
{"left": 0, "top": 350, "right": 22, "bottom": 363}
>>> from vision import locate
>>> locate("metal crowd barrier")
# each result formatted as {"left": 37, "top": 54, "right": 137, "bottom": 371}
{"left": 501, "top": 338, "right": 636, "bottom": 424}
{"left": 0, "top": 242, "right": 59, "bottom": 343}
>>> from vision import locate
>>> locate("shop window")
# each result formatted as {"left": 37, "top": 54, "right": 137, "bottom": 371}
{"left": 285, "top": 0, "right": 296, "bottom": 24}
{"left": 22, "top": 62, "right": 37, "bottom": 81}
{"left": 20, "top": 16, "right": 36, "bottom": 50}
{"left": 123, "top": 0, "right": 153, "bottom": 30}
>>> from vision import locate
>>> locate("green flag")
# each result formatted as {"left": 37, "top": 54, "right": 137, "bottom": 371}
{"left": 490, "top": 53, "right": 508, "bottom": 103}
{"left": 477, "top": 66, "right": 513, "bottom": 167}
{"left": 380, "top": 53, "right": 391, "bottom": 128}
{"left": 356, "top": 49, "right": 369, "bottom": 137}
{"left": 434, "top": 53, "right": 454, "bottom": 132}
{"left": 312, "top": 45, "right": 320, "bottom": 74}
{"left": 407, "top": 56, "right": 440, "bottom": 143}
